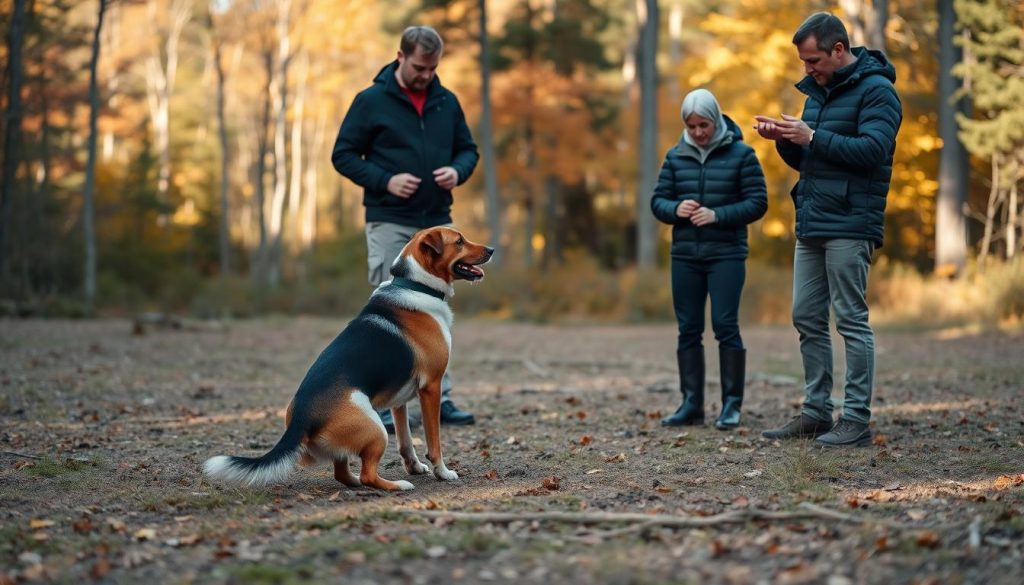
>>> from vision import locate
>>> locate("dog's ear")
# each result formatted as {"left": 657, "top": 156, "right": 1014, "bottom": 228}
{"left": 420, "top": 230, "right": 444, "bottom": 256}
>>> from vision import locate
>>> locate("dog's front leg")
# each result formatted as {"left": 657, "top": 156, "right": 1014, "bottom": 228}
{"left": 392, "top": 404, "right": 429, "bottom": 475}
{"left": 419, "top": 379, "right": 458, "bottom": 481}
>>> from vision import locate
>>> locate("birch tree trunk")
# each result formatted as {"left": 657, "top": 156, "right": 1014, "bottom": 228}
{"left": 83, "top": 0, "right": 108, "bottom": 314}
{"left": 145, "top": 0, "right": 192, "bottom": 206}
{"left": 635, "top": 0, "right": 658, "bottom": 269}
{"left": 0, "top": 0, "right": 28, "bottom": 282}
{"left": 263, "top": 0, "right": 292, "bottom": 287}
{"left": 288, "top": 51, "right": 308, "bottom": 249}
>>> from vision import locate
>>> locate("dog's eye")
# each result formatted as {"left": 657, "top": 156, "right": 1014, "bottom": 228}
{"left": 456, "top": 238, "right": 464, "bottom": 246}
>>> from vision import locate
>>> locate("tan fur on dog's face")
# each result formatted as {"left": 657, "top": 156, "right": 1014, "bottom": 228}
{"left": 411, "top": 227, "right": 492, "bottom": 283}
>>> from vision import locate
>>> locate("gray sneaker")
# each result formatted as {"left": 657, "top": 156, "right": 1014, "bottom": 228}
{"left": 761, "top": 414, "right": 834, "bottom": 439}
{"left": 815, "top": 418, "right": 871, "bottom": 447}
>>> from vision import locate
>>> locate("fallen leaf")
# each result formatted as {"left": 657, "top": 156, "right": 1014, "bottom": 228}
{"left": 605, "top": 453, "right": 626, "bottom": 463}
{"left": 872, "top": 434, "right": 888, "bottom": 446}
{"left": 575, "top": 410, "right": 587, "bottom": 420}
{"left": 845, "top": 497, "right": 859, "bottom": 508}
{"left": 883, "top": 481, "right": 902, "bottom": 491}
{"left": 134, "top": 528, "right": 157, "bottom": 541}
{"left": 906, "top": 509, "right": 928, "bottom": 521}
{"left": 655, "top": 486, "right": 673, "bottom": 494}
{"left": 90, "top": 559, "right": 111, "bottom": 579}
{"left": 579, "top": 435, "right": 592, "bottom": 446}
{"left": 484, "top": 469, "right": 498, "bottom": 480}
{"left": 29, "top": 519, "right": 55, "bottom": 529}
{"left": 542, "top": 476, "right": 561, "bottom": 491}
{"left": 916, "top": 531, "right": 941, "bottom": 549}
{"left": 743, "top": 470, "right": 763, "bottom": 478}
{"left": 994, "top": 475, "right": 1014, "bottom": 490}
{"left": 585, "top": 469, "right": 603, "bottom": 475}
{"left": 73, "top": 517, "right": 93, "bottom": 534}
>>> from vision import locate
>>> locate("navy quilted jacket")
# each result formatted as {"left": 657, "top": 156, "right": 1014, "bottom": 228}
{"left": 777, "top": 47, "right": 902, "bottom": 247}
{"left": 332, "top": 62, "right": 479, "bottom": 228}
{"left": 651, "top": 116, "right": 768, "bottom": 261}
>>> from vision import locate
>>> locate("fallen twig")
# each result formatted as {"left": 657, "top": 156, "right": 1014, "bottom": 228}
{"left": 403, "top": 502, "right": 912, "bottom": 530}
{"left": 2, "top": 450, "right": 43, "bottom": 460}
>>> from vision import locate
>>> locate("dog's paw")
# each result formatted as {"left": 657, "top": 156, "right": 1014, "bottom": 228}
{"left": 405, "top": 461, "right": 430, "bottom": 475}
{"left": 434, "top": 467, "right": 459, "bottom": 481}
{"left": 395, "top": 480, "right": 416, "bottom": 491}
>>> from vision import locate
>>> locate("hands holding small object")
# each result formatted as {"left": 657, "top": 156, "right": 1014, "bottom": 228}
{"left": 676, "top": 199, "right": 717, "bottom": 226}
{"left": 754, "top": 114, "right": 814, "bottom": 145}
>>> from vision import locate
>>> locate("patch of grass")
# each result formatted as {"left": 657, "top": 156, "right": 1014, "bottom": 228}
{"left": 23, "top": 457, "right": 91, "bottom": 478}
{"left": 230, "top": 563, "right": 310, "bottom": 584}
{"left": 766, "top": 446, "right": 847, "bottom": 502}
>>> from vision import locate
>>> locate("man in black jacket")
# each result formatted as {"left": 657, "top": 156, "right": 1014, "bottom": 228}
{"left": 332, "top": 26, "right": 479, "bottom": 431}
{"left": 754, "top": 13, "right": 902, "bottom": 446}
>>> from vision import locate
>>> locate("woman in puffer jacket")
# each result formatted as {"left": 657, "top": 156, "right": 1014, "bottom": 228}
{"left": 651, "top": 89, "right": 768, "bottom": 430}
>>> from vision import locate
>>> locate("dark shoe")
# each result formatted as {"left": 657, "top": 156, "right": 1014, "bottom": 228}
{"left": 714, "top": 347, "right": 745, "bottom": 430}
{"left": 661, "top": 347, "right": 705, "bottom": 427}
{"left": 815, "top": 418, "right": 871, "bottom": 447}
{"left": 439, "top": 401, "right": 475, "bottom": 425}
{"left": 761, "top": 414, "right": 833, "bottom": 439}
{"left": 379, "top": 409, "right": 422, "bottom": 435}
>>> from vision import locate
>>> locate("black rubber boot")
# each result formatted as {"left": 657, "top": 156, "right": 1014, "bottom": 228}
{"left": 661, "top": 348, "right": 705, "bottom": 426}
{"left": 714, "top": 347, "right": 746, "bottom": 430}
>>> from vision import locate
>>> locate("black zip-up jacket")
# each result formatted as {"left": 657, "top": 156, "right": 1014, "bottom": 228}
{"left": 777, "top": 47, "right": 902, "bottom": 247}
{"left": 331, "top": 62, "right": 479, "bottom": 228}
{"left": 651, "top": 116, "right": 768, "bottom": 261}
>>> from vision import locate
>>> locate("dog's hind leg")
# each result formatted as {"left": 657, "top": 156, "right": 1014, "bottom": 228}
{"left": 322, "top": 390, "right": 413, "bottom": 491}
{"left": 392, "top": 404, "right": 429, "bottom": 475}
{"left": 333, "top": 456, "right": 361, "bottom": 487}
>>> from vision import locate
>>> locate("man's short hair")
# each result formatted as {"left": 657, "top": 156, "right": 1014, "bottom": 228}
{"left": 793, "top": 12, "right": 850, "bottom": 52}
{"left": 400, "top": 26, "right": 444, "bottom": 57}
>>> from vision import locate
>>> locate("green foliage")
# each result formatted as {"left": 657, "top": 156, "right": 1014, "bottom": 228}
{"left": 953, "top": 0, "right": 1024, "bottom": 159}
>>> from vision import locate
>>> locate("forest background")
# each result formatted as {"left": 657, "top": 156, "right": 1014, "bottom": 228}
{"left": 0, "top": 0, "right": 1022, "bottom": 327}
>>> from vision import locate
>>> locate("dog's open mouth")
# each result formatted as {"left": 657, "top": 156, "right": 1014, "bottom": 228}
{"left": 453, "top": 261, "right": 485, "bottom": 281}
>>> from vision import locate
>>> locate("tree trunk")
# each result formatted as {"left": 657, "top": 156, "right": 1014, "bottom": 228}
{"left": 214, "top": 36, "right": 232, "bottom": 276}
{"left": 251, "top": 48, "right": 273, "bottom": 282}
{"left": 667, "top": 0, "right": 684, "bottom": 103}
{"left": 839, "top": 0, "right": 866, "bottom": 46}
{"left": 979, "top": 156, "right": 1002, "bottom": 268}
{"left": 0, "top": 0, "right": 28, "bottom": 283}
{"left": 264, "top": 0, "right": 292, "bottom": 288}
{"left": 479, "top": 0, "right": 502, "bottom": 261}
{"left": 145, "top": 0, "right": 192, "bottom": 206}
{"left": 870, "top": 0, "right": 888, "bottom": 51}
{"left": 635, "top": 0, "right": 658, "bottom": 269}
{"left": 83, "top": 0, "right": 107, "bottom": 314}
{"left": 935, "top": 0, "right": 969, "bottom": 276}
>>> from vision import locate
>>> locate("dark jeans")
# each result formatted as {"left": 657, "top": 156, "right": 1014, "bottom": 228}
{"left": 671, "top": 257, "right": 746, "bottom": 351}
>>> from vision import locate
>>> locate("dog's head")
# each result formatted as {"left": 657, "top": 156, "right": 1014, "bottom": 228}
{"left": 392, "top": 227, "right": 494, "bottom": 288}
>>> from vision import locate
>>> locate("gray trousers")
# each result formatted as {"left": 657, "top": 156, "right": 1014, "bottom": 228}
{"left": 365, "top": 221, "right": 454, "bottom": 404}
{"left": 792, "top": 238, "right": 875, "bottom": 425}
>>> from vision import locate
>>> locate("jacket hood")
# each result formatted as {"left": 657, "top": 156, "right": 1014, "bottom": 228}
{"left": 796, "top": 46, "right": 896, "bottom": 97}
{"left": 676, "top": 115, "right": 744, "bottom": 160}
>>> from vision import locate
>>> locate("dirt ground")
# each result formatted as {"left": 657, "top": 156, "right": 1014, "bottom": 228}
{"left": 1, "top": 316, "right": 1023, "bottom": 584}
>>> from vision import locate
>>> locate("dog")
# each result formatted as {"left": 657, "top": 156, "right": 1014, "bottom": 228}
{"left": 203, "top": 226, "right": 493, "bottom": 491}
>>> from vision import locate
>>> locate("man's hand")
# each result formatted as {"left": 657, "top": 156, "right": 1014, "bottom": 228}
{"left": 755, "top": 114, "right": 813, "bottom": 145}
{"left": 432, "top": 166, "right": 459, "bottom": 190}
{"left": 690, "top": 207, "right": 717, "bottom": 227}
{"left": 387, "top": 173, "right": 421, "bottom": 198}
{"left": 777, "top": 114, "right": 814, "bottom": 145}
{"left": 754, "top": 115, "right": 786, "bottom": 141}
{"left": 675, "top": 199, "right": 700, "bottom": 219}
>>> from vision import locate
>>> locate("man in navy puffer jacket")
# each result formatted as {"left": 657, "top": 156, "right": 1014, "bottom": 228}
{"left": 755, "top": 12, "right": 902, "bottom": 447}
{"left": 652, "top": 89, "right": 768, "bottom": 431}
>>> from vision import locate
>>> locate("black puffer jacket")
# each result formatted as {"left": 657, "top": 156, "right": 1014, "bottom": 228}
{"left": 776, "top": 47, "right": 902, "bottom": 247}
{"left": 331, "top": 62, "right": 479, "bottom": 228}
{"left": 651, "top": 116, "right": 768, "bottom": 261}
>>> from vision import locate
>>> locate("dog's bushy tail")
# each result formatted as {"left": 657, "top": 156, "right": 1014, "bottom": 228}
{"left": 203, "top": 420, "right": 305, "bottom": 487}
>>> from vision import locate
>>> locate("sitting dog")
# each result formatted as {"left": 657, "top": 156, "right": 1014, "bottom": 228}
{"left": 204, "top": 227, "right": 493, "bottom": 491}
